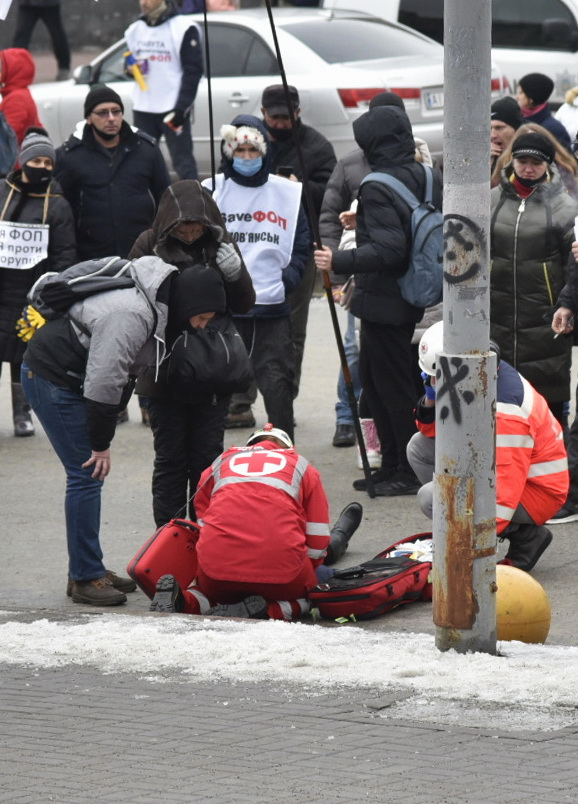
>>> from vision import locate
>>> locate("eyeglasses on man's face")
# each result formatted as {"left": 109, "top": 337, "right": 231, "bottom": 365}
{"left": 92, "top": 107, "right": 123, "bottom": 119}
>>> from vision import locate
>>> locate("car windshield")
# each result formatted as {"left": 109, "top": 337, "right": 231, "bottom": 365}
{"left": 282, "top": 18, "right": 442, "bottom": 63}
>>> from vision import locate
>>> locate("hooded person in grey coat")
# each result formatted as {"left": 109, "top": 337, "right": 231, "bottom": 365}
{"left": 21, "top": 257, "right": 228, "bottom": 607}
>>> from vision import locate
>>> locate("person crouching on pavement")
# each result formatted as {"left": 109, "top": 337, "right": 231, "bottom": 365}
{"left": 149, "top": 424, "right": 363, "bottom": 619}
{"left": 406, "top": 322, "right": 568, "bottom": 573}
{"left": 21, "top": 260, "right": 228, "bottom": 606}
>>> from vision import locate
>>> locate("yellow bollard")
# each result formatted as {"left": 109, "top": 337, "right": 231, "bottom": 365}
{"left": 496, "top": 564, "right": 551, "bottom": 643}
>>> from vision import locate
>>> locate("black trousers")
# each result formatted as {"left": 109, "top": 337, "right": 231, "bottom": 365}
{"left": 234, "top": 316, "right": 295, "bottom": 441}
{"left": 13, "top": 6, "right": 70, "bottom": 70}
{"left": 359, "top": 319, "right": 418, "bottom": 475}
{"left": 148, "top": 396, "right": 229, "bottom": 527}
{"left": 288, "top": 252, "right": 316, "bottom": 398}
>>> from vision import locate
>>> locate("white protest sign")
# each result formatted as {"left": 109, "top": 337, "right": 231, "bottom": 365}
{"left": 0, "top": 0, "right": 14, "bottom": 20}
{"left": 0, "top": 221, "right": 49, "bottom": 269}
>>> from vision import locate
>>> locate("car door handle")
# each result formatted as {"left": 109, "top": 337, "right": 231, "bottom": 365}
{"left": 228, "top": 92, "right": 250, "bottom": 107}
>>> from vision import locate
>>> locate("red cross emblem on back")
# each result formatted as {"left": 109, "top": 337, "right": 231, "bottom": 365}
{"left": 228, "top": 449, "right": 288, "bottom": 477}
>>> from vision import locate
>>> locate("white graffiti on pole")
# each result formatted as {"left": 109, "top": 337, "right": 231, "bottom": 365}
{"left": 0, "top": 222, "right": 49, "bottom": 270}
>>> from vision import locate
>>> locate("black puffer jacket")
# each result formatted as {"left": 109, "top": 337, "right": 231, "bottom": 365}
{"left": 0, "top": 171, "right": 76, "bottom": 363}
{"left": 332, "top": 106, "right": 442, "bottom": 326}
{"left": 54, "top": 121, "right": 170, "bottom": 260}
{"left": 490, "top": 164, "right": 577, "bottom": 402}
{"left": 131, "top": 179, "right": 255, "bottom": 400}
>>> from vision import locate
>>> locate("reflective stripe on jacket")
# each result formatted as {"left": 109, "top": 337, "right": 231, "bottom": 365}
{"left": 194, "top": 439, "right": 331, "bottom": 583}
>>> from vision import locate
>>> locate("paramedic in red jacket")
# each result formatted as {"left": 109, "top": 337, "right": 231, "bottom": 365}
{"left": 149, "top": 425, "right": 363, "bottom": 619}
{"left": 406, "top": 322, "right": 569, "bottom": 573}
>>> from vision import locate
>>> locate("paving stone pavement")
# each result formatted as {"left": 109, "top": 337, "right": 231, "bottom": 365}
{"left": 2, "top": 658, "right": 578, "bottom": 804}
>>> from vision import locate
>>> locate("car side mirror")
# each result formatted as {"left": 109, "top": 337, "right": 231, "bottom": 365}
{"left": 73, "top": 64, "right": 93, "bottom": 85}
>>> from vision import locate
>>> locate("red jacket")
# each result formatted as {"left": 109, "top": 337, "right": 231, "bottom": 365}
{"left": 0, "top": 49, "right": 42, "bottom": 144}
{"left": 195, "top": 440, "right": 331, "bottom": 583}
{"left": 416, "top": 361, "right": 568, "bottom": 533}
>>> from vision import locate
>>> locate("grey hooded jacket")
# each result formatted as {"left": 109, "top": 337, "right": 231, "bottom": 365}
{"left": 24, "top": 255, "right": 176, "bottom": 450}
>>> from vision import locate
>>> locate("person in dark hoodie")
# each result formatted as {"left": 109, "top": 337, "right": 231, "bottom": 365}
{"left": 54, "top": 85, "right": 170, "bottom": 263}
{"left": 21, "top": 258, "right": 225, "bottom": 606}
{"left": 202, "top": 114, "right": 310, "bottom": 442}
{"left": 129, "top": 179, "right": 255, "bottom": 526}
{"left": 314, "top": 104, "right": 442, "bottom": 497}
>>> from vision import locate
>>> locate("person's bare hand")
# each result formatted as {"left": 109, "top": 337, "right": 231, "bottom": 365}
{"left": 552, "top": 306, "right": 575, "bottom": 336}
{"left": 339, "top": 210, "right": 357, "bottom": 230}
{"left": 82, "top": 449, "right": 111, "bottom": 481}
{"left": 314, "top": 244, "right": 334, "bottom": 272}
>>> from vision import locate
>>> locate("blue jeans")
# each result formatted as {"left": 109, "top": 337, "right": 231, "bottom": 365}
{"left": 21, "top": 365, "right": 106, "bottom": 582}
{"left": 335, "top": 311, "right": 361, "bottom": 425}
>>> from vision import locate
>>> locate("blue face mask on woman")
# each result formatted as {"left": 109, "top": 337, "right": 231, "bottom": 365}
{"left": 233, "top": 156, "right": 263, "bottom": 177}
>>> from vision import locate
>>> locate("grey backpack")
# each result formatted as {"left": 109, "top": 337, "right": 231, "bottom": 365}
{"left": 360, "top": 163, "right": 443, "bottom": 308}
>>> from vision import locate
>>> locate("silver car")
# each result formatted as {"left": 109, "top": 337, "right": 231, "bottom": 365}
{"left": 31, "top": 8, "right": 506, "bottom": 172}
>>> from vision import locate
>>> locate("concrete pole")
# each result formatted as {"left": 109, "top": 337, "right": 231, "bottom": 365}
{"left": 433, "top": 0, "right": 497, "bottom": 653}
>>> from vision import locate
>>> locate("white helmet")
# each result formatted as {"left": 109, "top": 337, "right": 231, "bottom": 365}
{"left": 418, "top": 320, "right": 444, "bottom": 376}
{"left": 246, "top": 423, "right": 293, "bottom": 449}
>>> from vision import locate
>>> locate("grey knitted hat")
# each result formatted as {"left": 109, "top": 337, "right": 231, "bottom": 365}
{"left": 19, "top": 127, "right": 56, "bottom": 165}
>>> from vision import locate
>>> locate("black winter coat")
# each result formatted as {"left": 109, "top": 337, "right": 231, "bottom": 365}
{"left": 54, "top": 122, "right": 170, "bottom": 260}
{"left": 490, "top": 165, "right": 577, "bottom": 403}
{"left": 0, "top": 172, "right": 76, "bottom": 363}
{"left": 332, "top": 106, "right": 442, "bottom": 326}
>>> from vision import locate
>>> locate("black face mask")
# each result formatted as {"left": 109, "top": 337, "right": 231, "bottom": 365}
{"left": 23, "top": 165, "right": 52, "bottom": 185}
{"left": 264, "top": 120, "right": 298, "bottom": 142}
{"left": 515, "top": 172, "right": 547, "bottom": 187}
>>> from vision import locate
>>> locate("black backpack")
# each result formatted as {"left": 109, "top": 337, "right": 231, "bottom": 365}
{"left": 28, "top": 257, "right": 135, "bottom": 319}
{"left": 167, "top": 314, "right": 253, "bottom": 397}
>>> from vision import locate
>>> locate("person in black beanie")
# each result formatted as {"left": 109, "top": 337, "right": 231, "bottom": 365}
{"left": 516, "top": 73, "right": 573, "bottom": 153}
{"left": 0, "top": 125, "right": 75, "bottom": 437}
{"left": 491, "top": 96, "right": 523, "bottom": 177}
{"left": 54, "top": 84, "right": 170, "bottom": 263}
{"left": 490, "top": 127, "right": 577, "bottom": 431}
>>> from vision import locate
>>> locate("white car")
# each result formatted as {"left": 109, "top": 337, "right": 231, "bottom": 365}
{"left": 31, "top": 7, "right": 506, "bottom": 173}
{"left": 323, "top": 0, "right": 578, "bottom": 105}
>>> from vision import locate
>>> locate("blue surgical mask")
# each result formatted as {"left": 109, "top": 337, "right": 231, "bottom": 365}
{"left": 233, "top": 156, "right": 263, "bottom": 177}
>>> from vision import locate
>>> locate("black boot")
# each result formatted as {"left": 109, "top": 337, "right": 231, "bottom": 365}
{"left": 324, "top": 502, "right": 363, "bottom": 565}
{"left": 149, "top": 574, "right": 185, "bottom": 613}
{"left": 205, "top": 595, "right": 269, "bottom": 619}
{"left": 11, "top": 382, "right": 34, "bottom": 437}
{"left": 505, "top": 524, "right": 553, "bottom": 572}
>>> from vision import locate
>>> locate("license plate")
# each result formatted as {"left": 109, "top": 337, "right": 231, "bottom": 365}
{"left": 424, "top": 89, "right": 444, "bottom": 110}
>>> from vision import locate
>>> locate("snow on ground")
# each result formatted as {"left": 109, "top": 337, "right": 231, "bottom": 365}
{"left": 0, "top": 613, "right": 578, "bottom": 731}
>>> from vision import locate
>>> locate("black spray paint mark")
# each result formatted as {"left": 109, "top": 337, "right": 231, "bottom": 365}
{"left": 436, "top": 356, "right": 475, "bottom": 424}
{"left": 443, "top": 215, "right": 485, "bottom": 285}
